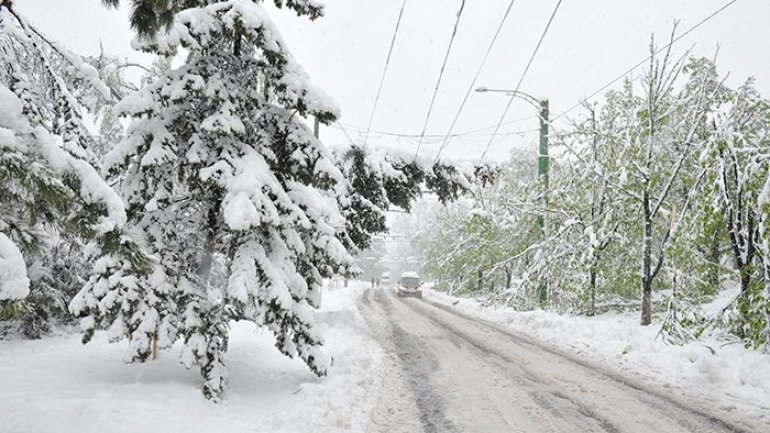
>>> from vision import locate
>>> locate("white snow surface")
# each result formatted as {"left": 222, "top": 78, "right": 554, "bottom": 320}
{"left": 0, "top": 283, "right": 385, "bottom": 433}
{"left": 425, "top": 288, "right": 770, "bottom": 420}
{"left": 0, "top": 83, "right": 26, "bottom": 132}
{"left": 0, "top": 233, "right": 30, "bottom": 300}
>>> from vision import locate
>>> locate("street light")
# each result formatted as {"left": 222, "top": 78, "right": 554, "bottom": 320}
{"left": 474, "top": 87, "right": 549, "bottom": 207}
{"left": 475, "top": 87, "right": 541, "bottom": 108}
{"left": 475, "top": 87, "right": 550, "bottom": 305}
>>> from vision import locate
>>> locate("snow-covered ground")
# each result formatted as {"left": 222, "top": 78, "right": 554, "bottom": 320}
{"left": 0, "top": 283, "right": 384, "bottom": 433}
{"left": 4, "top": 281, "right": 768, "bottom": 432}
{"left": 425, "top": 288, "right": 770, "bottom": 422}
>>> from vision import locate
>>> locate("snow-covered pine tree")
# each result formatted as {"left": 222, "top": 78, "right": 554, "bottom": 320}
{"left": 0, "top": 4, "right": 152, "bottom": 337}
{"left": 84, "top": 0, "right": 351, "bottom": 400}
{"left": 100, "top": 0, "right": 324, "bottom": 39}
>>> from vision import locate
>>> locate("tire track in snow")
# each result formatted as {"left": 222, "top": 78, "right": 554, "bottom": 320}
{"left": 395, "top": 295, "right": 620, "bottom": 432}
{"left": 359, "top": 289, "right": 457, "bottom": 433}
{"left": 406, "top": 295, "right": 756, "bottom": 433}
{"left": 374, "top": 289, "right": 458, "bottom": 433}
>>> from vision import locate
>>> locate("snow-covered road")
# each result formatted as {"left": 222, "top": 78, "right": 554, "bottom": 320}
{"left": 359, "top": 288, "right": 758, "bottom": 433}
{"left": 1, "top": 284, "right": 765, "bottom": 433}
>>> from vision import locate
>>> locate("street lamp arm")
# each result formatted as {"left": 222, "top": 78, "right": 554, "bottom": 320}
{"left": 474, "top": 87, "right": 542, "bottom": 108}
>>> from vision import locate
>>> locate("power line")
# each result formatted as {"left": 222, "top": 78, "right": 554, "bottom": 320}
{"left": 552, "top": 0, "right": 738, "bottom": 122}
{"left": 338, "top": 120, "right": 538, "bottom": 139}
{"left": 480, "top": 0, "right": 563, "bottom": 162}
{"left": 456, "top": 113, "right": 538, "bottom": 134}
{"left": 413, "top": 0, "right": 467, "bottom": 160}
{"left": 434, "top": 0, "right": 519, "bottom": 163}
{"left": 363, "top": 0, "right": 408, "bottom": 147}
{"left": 335, "top": 121, "right": 358, "bottom": 147}
{"left": 340, "top": 112, "right": 536, "bottom": 139}
{"left": 335, "top": 122, "right": 537, "bottom": 139}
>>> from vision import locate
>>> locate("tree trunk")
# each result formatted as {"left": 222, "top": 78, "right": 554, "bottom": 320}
{"left": 588, "top": 265, "right": 597, "bottom": 316}
{"left": 739, "top": 271, "right": 751, "bottom": 295}
{"left": 197, "top": 202, "right": 219, "bottom": 283}
{"left": 234, "top": 29, "right": 242, "bottom": 57}
{"left": 192, "top": 29, "right": 239, "bottom": 284}
{"left": 708, "top": 226, "right": 720, "bottom": 291}
{"left": 151, "top": 334, "right": 158, "bottom": 360}
{"left": 477, "top": 269, "right": 483, "bottom": 293}
{"left": 641, "top": 192, "right": 653, "bottom": 326}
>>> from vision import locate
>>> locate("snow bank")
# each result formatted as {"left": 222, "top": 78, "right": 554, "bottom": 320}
{"left": 0, "top": 233, "right": 30, "bottom": 300}
{"left": 0, "top": 283, "right": 382, "bottom": 433}
{"left": 425, "top": 288, "right": 770, "bottom": 421}
{"left": 0, "top": 83, "right": 26, "bottom": 131}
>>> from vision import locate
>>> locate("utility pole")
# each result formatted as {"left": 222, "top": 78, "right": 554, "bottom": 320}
{"left": 537, "top": 99, "right": 550, "bottom": 306}
{"left": 475, "top": 87, "right": 551, "bottom": 307}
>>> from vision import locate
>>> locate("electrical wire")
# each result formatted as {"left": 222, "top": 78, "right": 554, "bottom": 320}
{"left": 434, "top": 0, "right": 519, "bottom": 162}
{"left": 456, "top": 113, "right": 538, "bottom": 134}
{"left": 362, "top": 0, "right": 409, "bottom": 147}
{"left": 552, "top": 0, "right": 739, "bottom": 122}
{"left": 413, "top": 0, "right": 467, "bottom": 160}
{"left": 328, "top": 123, "right": 538, "bottom": 158}
{"left": 339, "top": 113, "right": 536, "bottom": 140}
{"left": 480, "top": 0, "right": 563, "bottom": 162}
{"left": 335, "top": 121, "right": 358, "bottom": 147}
{"left": 335, "top": 122, "right": 538, "bottom": 139}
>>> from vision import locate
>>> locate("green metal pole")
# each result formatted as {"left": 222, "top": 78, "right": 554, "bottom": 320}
{"left": 538, "top": 99, "right": 549, "bottom": 207}
{"left": 538, "top": 99, "right": 550, "bottom": 306}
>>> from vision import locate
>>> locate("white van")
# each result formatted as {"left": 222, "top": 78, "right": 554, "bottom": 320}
{"left": 397, "top": 272, "right": 422, "bottom": 298}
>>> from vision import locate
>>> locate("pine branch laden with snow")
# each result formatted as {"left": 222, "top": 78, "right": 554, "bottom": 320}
{"left": 0, "top": 7, "right": 151, "bottom": 327}
{"left": 90, "top": 0, "right": 351, "bottom": 400}
{"left": 101, "top": 0, "right": 325, "bottom": 37}
{"left": 334, "top": 143, "right": 471, "bottom": 251}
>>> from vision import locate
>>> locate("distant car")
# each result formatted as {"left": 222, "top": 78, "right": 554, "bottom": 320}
{"left": 380, "top": 271, "right": 390, "bottom": 287}
{"left": 397, "top": 272, "right": 422, "bottom": 298}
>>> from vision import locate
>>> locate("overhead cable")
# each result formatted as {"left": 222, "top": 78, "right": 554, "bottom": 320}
{"left": 552, "top": 0, "right": 739, "bottom": 122}
{"left": 413, "top": 0, "right": 467, "bottom": 160}
{"left": 362, "top": 0, "right": 409, "bottom": 147}
{"left": 434, "top": 0, "right": 519, "bottom": 162}
{"left": 480, "top": 0, "right": 563, "bottom": 162}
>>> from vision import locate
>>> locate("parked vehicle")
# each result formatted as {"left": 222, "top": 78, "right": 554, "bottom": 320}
{"left": 397, "top": 272, "right": 422, "bottom": 298}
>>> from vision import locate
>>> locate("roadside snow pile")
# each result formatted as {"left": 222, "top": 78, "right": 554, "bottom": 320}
{"left": 425, "top": 288, "right": 770, "bottom": 419}
{"left": 0, "top": 284, "right": 383, "bottom": 433}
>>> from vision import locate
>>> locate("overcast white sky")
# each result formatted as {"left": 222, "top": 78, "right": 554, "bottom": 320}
{"left": 17, "top": 0, "right": 770, "bottom": 162}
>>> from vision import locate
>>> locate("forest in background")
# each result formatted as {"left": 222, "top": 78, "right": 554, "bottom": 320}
{"left": 417, "top": 40, "right": 770, "bottom": 349}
